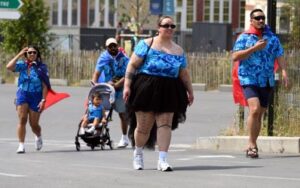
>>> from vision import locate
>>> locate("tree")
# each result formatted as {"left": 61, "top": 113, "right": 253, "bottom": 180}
{"left": 283, "top": 0, "right": 300, "bottom": 49}
{"left": 0, "top": 0, "right": 53, "bottom": 54}
{"left": 119, "top": 0, "right": 150, "bottom": 34}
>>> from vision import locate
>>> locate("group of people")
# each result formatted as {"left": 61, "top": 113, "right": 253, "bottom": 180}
{"left": 7, "top": 9, "right": 289, "bottom": 171}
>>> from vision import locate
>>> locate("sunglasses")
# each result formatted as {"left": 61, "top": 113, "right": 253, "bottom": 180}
{"left": 27, "top": 51, "right": 37, "bottom": 55}
{"left": 108, "top": 44, "right": 118, "bottom": 49}
{"left": 253, "top": 16, "right": 265, "bottom": 21}
{"left": 159, "top": 24, "right": 176, "bottom": 29}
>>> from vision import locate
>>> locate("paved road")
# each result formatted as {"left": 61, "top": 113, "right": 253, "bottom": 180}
{"left": 1, "top": 84, "right": 300, "bottom": 188}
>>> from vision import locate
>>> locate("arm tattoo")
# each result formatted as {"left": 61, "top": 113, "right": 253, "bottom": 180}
{"left": 125, "top": 72, "right": 134, "bottom": 80}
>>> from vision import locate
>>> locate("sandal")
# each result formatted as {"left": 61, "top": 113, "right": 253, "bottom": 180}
{"left": 246, "top": 147, "right": 259, "bottom": 158}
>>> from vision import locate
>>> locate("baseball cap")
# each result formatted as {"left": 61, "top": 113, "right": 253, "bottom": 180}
{"left": 105, "top": 38, "right": 118, "bottom": 46}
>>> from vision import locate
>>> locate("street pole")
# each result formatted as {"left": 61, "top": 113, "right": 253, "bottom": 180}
{"left": 267, "top": 0, "right": 277, "bottom": 136}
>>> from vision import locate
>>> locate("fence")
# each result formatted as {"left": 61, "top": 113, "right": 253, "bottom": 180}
{"left": 0, "top": 50, "right": 299, "bottom": 135}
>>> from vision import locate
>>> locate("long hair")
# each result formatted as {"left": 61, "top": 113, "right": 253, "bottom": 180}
{"left": 26, "top": 45, "right": 42, "bottom": 63}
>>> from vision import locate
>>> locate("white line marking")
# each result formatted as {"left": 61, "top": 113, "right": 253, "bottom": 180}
{"left": 177, "top": 155, "right": 235, "bottom": 161}
{"left": 217, "top": 174, "right": 300, "bottom": 182}
{"left": 0, "top": 172, "right": 26, "bottom": 177}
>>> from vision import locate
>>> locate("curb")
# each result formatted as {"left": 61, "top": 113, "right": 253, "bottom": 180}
{"left": 218, "top": 84, "right": 232, "bottom": 92}
{"left": 194, "top": 136, "right": 300, "bottom": 154}
{"left": 192, "top": 83, "right": 206, "bottom": 91}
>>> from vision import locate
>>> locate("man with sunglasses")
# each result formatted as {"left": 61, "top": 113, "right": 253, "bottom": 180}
{"left": 232, "top": 9, "right": 288, "bottom": 158}
{"left": 92, "top": 38, "right": 130, "bottom": 148}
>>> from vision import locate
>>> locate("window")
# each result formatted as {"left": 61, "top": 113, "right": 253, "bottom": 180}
{"left": 204, "top": 0, "right": 210, "bottom": 21}
{"left": 186, "top": 0, "right": 194, "bottom": 28}
{"left": 239, "top": 0, "right": 245, "bottom": 28}
{"left": 89, "top": 0, "right": 95, "bottom": 26}
{"left": 62, "top": 0, "right": 68, "bottom": 25}
{"left": 108, "top": 0, "right": 115, "bottom": 27}
{"left": 223, "top": 0, "right": 229, "bottom": 23}
{"left": 72, "top": 0, "right": 78, "bottom": 26}
{"left": 213, "top": 1, "right": 220, "bottom": 22}
{"left": 52, "top": 0, "right": 58, "bottom": 25}
{"left": 176, "top": 12, "right": 181, "bottom": 30}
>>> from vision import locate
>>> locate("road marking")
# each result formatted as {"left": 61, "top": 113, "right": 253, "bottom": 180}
{"left": 0, "top": 172, "right": 26, "bottom": 177}
{"left": 178, "top": 155, "right": 235, "bottom": 161}
{"left": 217, "top": 173, "right": 300, "bottom": 182}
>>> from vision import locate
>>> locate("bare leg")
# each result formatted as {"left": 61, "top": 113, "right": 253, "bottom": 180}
{"left": 134, "top": 111, "right": 155, "bottom": 147}
{"left": 247, "top": 98, "right": 264, "bottom": 148}
{"left": 119, "top": 113, "right": 128, "bottom": 135}
{"left": 17, "top": 104, "right": 29, "bottom": 143}
{"left": 156, "top": 113, "right": 173, "bottom": 152}
{"left": 28, "top": 110, "right": 41, "bottom": 137}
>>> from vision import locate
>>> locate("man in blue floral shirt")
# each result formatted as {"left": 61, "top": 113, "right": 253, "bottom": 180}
{"left": 92, "top": 38, "right": 130, "bottom": 148}
{"left": 232, "top": 9, "right": 288, "bottom": 158}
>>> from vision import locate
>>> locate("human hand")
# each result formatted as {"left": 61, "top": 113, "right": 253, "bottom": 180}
{"left": 282, "top": 69, "right": 289, "bottom": 88}
{"left": 123, "top": 86, "right": 131, "bottom": 103}
{"left": 254, "top": 39, "right": 267, "bottom": 51}
{"left": 187, "top": 92, "right": 194, "bottom": 106}
{"left": 19, "top": 47, "right": 29, "bottom": 58}
{"left": 38, "top": 100, "right": 46, "bottom": 113}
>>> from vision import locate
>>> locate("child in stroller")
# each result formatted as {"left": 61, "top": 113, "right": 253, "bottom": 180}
{"left": 75, "top": 83, "right": 115, "bottom": 151}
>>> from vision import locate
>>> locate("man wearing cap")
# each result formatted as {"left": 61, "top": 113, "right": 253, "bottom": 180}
{"left": 92, "top": 37, "right": 130, "bottom": 148}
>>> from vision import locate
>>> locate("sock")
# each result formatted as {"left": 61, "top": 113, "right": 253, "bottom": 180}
{"left": 159, "top": 151, "right": 167, "bottom": 162}
{"left": 122, "top": 134, "right": 128, "bottom": 140}
{"left": 19, "top": 142, "right": 24, "bottom": 148}
{"left": 134, "top": 146, "right": 143, "bottom": 155}
{"left": 35, "top": 135, "right": 42, "bottom": 140}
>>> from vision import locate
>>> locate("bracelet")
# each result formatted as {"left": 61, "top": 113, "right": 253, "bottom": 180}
{"left": 41, "top": 98, "right": 46, "bottom": 102}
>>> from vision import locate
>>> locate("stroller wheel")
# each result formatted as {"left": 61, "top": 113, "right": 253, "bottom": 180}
{"left": 75, "top": 143, "right": 80, "bottom": 151}
{"left": 91, "top": 145, "right": 95, "bottom": 150}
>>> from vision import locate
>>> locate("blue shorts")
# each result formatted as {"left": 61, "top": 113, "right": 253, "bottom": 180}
{"left": 242, "top": 85, "right": 273, "bottom": 108}
{"left": 16, "top": 88, "right": 42, "bottom": 112}
{"left": 114, "top": 92, "right": 126, "bottom": 113}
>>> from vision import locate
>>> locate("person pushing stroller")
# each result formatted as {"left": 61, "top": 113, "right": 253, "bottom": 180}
{"left": 79, "top": 92, "right": 107, "bottom": 135}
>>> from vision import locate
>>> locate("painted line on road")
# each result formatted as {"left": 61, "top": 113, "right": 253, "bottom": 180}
{"left": 177, "top": 155, "right": 235, "bottom": 161}
{"left": 0, "top": 172, "right": 26, "bottom": 178}
{"left": 216, "top": 173, "right": 300, "bottom": 182}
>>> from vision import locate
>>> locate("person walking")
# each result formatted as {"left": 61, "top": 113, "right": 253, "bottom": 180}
{"left": 232, "top": 9, "right": 289, "bottom": 158}
{"left": 123, "top": 16, "right": 194, "bottom": 171}
{"left": 6, "top": 46, "right": 49, "bottom": 154}
{"left": 92, "top": 38, "right": 130, "bottom": 148}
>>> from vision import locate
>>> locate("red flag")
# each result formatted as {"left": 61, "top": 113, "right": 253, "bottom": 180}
{"left": 44, "top": 89, "right": 70, "bottom": 110}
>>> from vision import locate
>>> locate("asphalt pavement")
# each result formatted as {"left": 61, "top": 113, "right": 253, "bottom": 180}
{"left": 1, "top": 84, "right": 300, "bottom": 188}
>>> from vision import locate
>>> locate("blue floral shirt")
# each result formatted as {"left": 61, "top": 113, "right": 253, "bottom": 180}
{"left": 14, "top": 60, "right": 43, "bottom": 92}
{"left": 88, "top": 102, "right": 104, "bottom": 121}
{"left": 134, "top": 40, "right": 187, "bottom": 78}
{"left": 233, "top": 28, "right": 284, "bottom": 87}
{"left": 95, "top": 50, "right": 129, "bottom": 97}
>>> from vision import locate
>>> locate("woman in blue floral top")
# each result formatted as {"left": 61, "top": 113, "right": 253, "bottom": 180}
{"left": 6, "top": 46, "right": 48, "bottom": 154}
{"left": 123, "top": 16, "right": 194, "bottom": 171}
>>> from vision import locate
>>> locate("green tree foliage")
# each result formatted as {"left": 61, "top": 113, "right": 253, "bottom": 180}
{"left": 284, "top": 0, "right": 300, "bottom": 49}
{"left": 0, "top": 0, "right": 53, "bottom": 54}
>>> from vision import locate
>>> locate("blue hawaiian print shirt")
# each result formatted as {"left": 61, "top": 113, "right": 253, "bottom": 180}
{"left": 88, "top": 102, "right": 104, "bottom": 121}
{"left": 233, "top": 27, "right": 284, "bottom": 87}
{"left": 134, "top": 40, "right": 187, "bottom": 78}
{"left": 95, "top": 50, "right": 129, "bottom": 97}
{"left": 15, "top": 60, "right": 43, "bottom": 92}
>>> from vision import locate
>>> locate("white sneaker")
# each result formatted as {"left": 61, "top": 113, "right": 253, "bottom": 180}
{"left": 35, "top": 136, "right": 43, "bottom": 151}
{"left": 79, "top": 127, "right": 85, "bottom": 135}
{"left": 16, "top": 144, "right": 25, "bottom": 154}
{"left": 117, "top": 136, "right": 129, "bottom": 148}
{"left": 157, "top": 160, "right": 173, "bottom": 171}
{"left": 133, "top": 152, "right": 144, "bottom": 170}
{"left": 86, "top": 126, "right": 95, "bottom": 133}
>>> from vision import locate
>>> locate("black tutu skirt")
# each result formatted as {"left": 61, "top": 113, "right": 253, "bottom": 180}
{"left": 127, "top": 74, "right": 189, "bottom": 149}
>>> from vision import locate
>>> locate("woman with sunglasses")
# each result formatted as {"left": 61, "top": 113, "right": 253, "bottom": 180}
{"left": 6, "top": 46, "right": 49, "bottom": 154}
{"left": 123, "top": 16, "right": 194, "bottom": 171}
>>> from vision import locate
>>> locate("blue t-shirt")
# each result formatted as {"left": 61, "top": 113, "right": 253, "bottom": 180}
{"left": 134, "top": 40, "right": 187, "bottom": 78}
{"left": 88, "top": 103, "right": 104, "bottom": 121}
{"left": 233, "top": 27, "right": 284, "bottom": 87}
{"left": 14, "top": 60, "right": 43, "bottom": 92}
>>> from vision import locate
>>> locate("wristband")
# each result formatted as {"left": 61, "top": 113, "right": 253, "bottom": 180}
{"left": 41, "top": 98, "right": 46, "bottom": 102}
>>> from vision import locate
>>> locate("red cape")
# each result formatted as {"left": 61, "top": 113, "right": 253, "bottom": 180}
{"left": 232, "top": 26, "right": 279, "bottom": 106}
{"left": 44, "top": 89, "right": 70, "bottom": 110}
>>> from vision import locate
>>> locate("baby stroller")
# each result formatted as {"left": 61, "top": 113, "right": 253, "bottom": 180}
{"left": 75, "top": 83, "right": 115, "bottom": 151}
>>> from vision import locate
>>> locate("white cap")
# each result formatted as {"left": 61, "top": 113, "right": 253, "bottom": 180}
{"left": 105, "top": 38, "right": 117, "bottom": 46}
